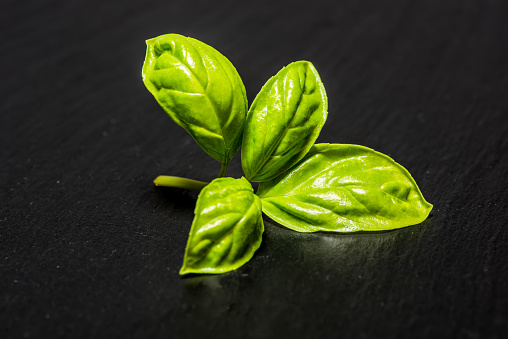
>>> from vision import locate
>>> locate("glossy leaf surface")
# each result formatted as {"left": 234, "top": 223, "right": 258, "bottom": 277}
{"left": 180, "top": 177, "right": 264, "bottom": 275}
{"left": 258, "top": 144, "right": 432, "bottom": 233}
{"left": 242, "top": 61, "right": 328, "bottom": 182}
{"left": 142, "top": 34, "right": 247, "bottom": 164}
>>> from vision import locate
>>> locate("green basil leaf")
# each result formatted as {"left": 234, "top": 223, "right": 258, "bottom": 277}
{"left": 257, "top": 143, "right": 432, "bottom": 233}
{"left": 180, "top": 177, "right": 264, "bottom": 275}
{"left": 142, "top": 34, "right": 247, "bottom": 164}
{"left": 241, "top": 61, "right": 328, "bottom": 182}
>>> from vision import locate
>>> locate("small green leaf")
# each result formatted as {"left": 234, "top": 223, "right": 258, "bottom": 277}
{"left": 180, "top": 177, "right": 264, "bottom": 275}
{"left": 257, "top": 144, "right": 432, "bottom": 233}
{"left": 242, "top": 61, "right": 328, "bottom": 182}
{"left": 142, "top": 34, "right": 247, "bottom": 164}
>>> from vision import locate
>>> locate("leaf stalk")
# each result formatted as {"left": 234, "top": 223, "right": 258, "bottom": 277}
{"left": 154, "top": 175, "right": 208, "bottom": 191}
{"left": 218, "top": 162, "right": 228, "bottom": 178}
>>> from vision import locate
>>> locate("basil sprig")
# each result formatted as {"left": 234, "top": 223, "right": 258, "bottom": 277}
{"left": 143, "top": 34, "right": 433, "bottom": 275}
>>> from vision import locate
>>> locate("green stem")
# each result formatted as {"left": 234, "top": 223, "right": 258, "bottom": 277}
{"left": 218, "top": 162, "right": 228, "bottom": 178}
{"left": 153, "top": 176, "right": 208, "bottom": 191}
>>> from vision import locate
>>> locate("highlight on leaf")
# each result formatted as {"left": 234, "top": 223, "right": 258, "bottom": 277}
{"left": 257, "top": 143, "right": 433, "bottom": 233}
{"left": 180, "top": 177, "right": 264, "bottom": 275}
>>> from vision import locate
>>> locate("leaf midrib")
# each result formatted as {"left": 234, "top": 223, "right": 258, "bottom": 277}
{"left": 261, "top": 184, "right": 417, "bottom": 207}
{"left": 246, "top": 65, "right": 309, "bottom": 181}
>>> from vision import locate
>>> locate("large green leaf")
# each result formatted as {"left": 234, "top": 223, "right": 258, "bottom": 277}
{"left": 180, "top": 177, "right": 264, "bottom": 275}
{"left": 142, "top": 34, "right": 247, "bottom": 164}
{"left": 257, "top": 144, "right": 433, "bottom": 233}
{"left": 242, "top": 61, "right": 328, "bottom": 182}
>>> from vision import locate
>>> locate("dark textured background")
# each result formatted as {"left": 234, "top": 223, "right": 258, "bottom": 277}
{"left": 1, "top": 0, "right": 507, "bottom": 338}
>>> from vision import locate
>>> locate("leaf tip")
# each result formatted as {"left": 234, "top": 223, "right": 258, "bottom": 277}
{"left": 179, "top": 264, "right": 190, "bottom": 276}
{"left": 425, "top": 201, "right": 434, "bottom": 214}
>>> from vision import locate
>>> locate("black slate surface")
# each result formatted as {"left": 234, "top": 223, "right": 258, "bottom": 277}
{"left": 1, "top": 0, "right": 507, "bottom": 338}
